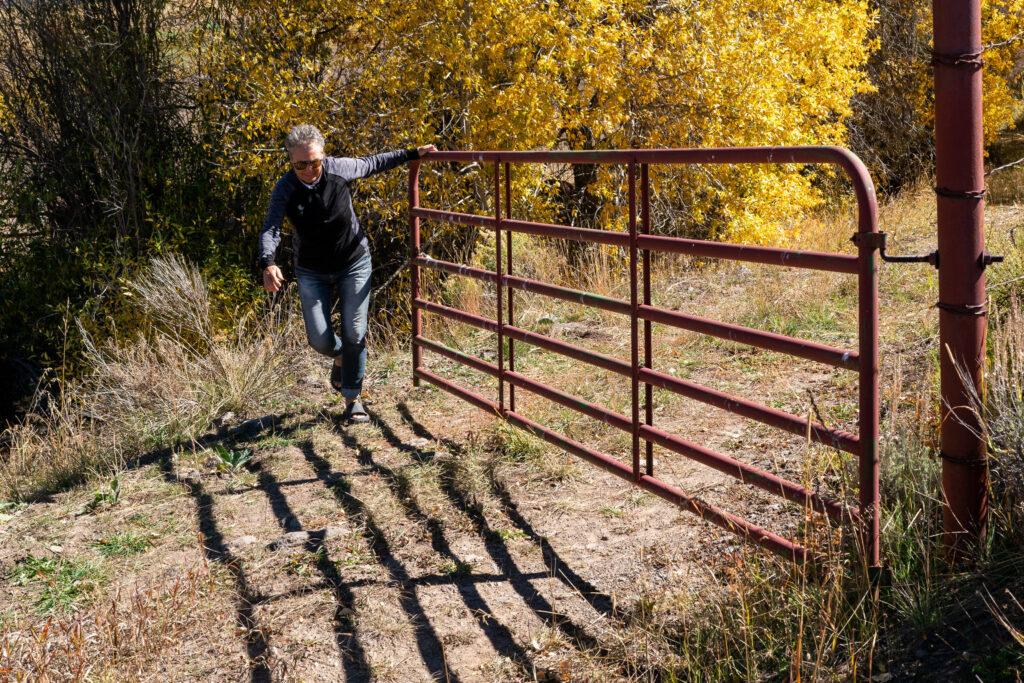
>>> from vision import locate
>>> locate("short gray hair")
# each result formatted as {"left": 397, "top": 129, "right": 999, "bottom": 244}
{"left": 285, "top": 124, "right": 325, "bottom": 152}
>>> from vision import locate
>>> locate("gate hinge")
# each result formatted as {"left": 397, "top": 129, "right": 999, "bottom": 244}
{"left": 851, "top": 231, "right": 939, "bottom": 268}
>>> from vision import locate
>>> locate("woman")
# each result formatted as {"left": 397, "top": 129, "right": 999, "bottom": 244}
{"left": 258, "top": 124, "right": 435, "bottom": 423}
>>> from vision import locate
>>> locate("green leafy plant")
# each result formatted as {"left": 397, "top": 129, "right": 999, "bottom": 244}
{"left": 213, "top": 444, "right": 253, "bottom": 472}
{"left": 285, "top": 547, "right": 325, "bottom": 578}
{"left": 81, "top": 476, "right": 120, "bottom": 514}
{"left": 438, "top": 558, "right": 473, "bottom": 577}
{"left": 495, "top": 528, "right": 527, "bottom": 541}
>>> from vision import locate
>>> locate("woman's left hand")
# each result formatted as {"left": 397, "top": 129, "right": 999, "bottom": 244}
{"left": 417, "top": 144, "right": 437, "bottom": 156}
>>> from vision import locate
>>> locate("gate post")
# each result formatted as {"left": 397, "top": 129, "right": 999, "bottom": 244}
{"left": 933, "top": 0, "right": 989, "bottom": 553}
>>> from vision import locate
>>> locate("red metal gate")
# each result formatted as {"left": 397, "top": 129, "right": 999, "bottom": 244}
{"left": 408, "top": 147, "right": 879, "bottom": 566}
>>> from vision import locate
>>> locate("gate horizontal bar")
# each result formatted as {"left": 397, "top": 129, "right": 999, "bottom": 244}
{"left": 415, "top": 335, "right": 854, "bottom": 520}
{"left": 416, "top": 254, "right": 856, "bottom": 369}
{"left": 414, "top": 367, "right": 499, "bottom": 414}
{"left": 503, "top": 370, "right": 851, "bottom": 520}
{"left": 415, "top": 298, "right": 858, "bottom": 453}
{"left": 415, "top": 255, "right": 631, "bottom": 315}
{"left": 637, "top": 305, "right": 858, "bottom": 370}
{"left": 414, "top": 207, "right": 629, "bottom": 248}
{"left": 412, "top": 366, "right": 809, "bottom": 562}
{"left": 502, "top": 217, "right": 629, "bottom": 247}
{"left": 636, "top": 235, "right": 858, "bottom": 274}
{"left": 421, "top": 145, "right": 868, "bottom": 172}
{"left": 413, "top": 207, "right": 496, "bottom": 229}
{"left": 414, "top": 207, "right": 857, "bottom": 273}
{"left": 505, "top": 410, "right": 810, "bottom": 563}
{"left": 414, "top": 297, "right": 627, "bottom": 373}
{"left": 414, "top": 336, "right": 499, "bottom": 377}
{"left": 638, "top": 367, "right": 860, "bottom": 454}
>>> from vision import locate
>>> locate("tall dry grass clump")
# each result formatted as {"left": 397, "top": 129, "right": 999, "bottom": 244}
{"left": 983, "top": 295, "right": 1024, "bottom": 554}
{"left": 0, "top": 254, "right": 299, "bottom": 501}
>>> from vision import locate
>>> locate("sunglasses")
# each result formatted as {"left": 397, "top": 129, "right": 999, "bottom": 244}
{"left": 291, "top": 157, "right": 323, "bottom": 171}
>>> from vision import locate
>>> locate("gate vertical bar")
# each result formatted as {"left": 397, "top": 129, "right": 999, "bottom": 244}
{"left": 629, "top": 162, "right": 640, "bottom": 480}
{"left": 641, "top": 164, "right": 654, "bottom": 475}
{"left": 494, "top": 161, "right": 505, "bottom": 414}
{"left": 409, "top": 160, "right": 422, "bottom": 387}
{"left": 505, "top": 162, "right": 515, "bottom": 413}
{"left": 933, "top": 0, "right": 988, "bottom": 553}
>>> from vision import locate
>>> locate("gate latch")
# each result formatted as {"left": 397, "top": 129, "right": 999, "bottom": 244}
{"left": 851, "top": 232, "right": 1005, "bottom": 270}
{"left": 852, "top": 232, "right": 939, "bottom": 268}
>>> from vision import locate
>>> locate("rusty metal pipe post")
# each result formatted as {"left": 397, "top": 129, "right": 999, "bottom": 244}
{"left": 933, "top": 0, "right": 988, "bottom": 553}
{"left": 855, "top": 172, "right": 881, "bottom": 569}
{"left": 409, "top": 161, "right": 422, "bottom": 386}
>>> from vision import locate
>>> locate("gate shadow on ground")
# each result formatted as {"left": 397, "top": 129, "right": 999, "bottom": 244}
{"left": 329, "top": 421, "right": 536, "bottom": 676}
{"left": 150, "top": 413, "right": 318, "bottom": 682}
{"left": 157, "top": 453, "right": 273, "bottom": 683}
{"left": 395, "top": 403, "right": 616, "bottom": 620}
{"left": 152, "top": 409, "right": 530, "bottom": 681}
{"left": 364, "top": 406, "right": 616, "bottom": 654}
{"left": 253, "top": 461, "right": 373, "bottom": 680}
{"left": 152, "top": 404, "right": 625, "bottom": 680}
{"left": 298, "top": 440, "right": 463, "bottom": 682}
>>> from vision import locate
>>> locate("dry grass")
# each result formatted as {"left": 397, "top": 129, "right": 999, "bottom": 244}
{"left": 0, "top": 562, "right": 222, "bottom": 681}
{"left": 0, "top": 254, "right": 302, "bottom": 501}
{"left": 965, "top": 294, "right": 1024, "bottom": 558}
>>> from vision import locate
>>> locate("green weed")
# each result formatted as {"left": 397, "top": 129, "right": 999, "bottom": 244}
{"left": 93, "top": 531, "right": 151, "bottom": 558}
{"left": 495, "top": 528, "right": 527, "bottom": 541}
{"left": 81, "top": 476, "right": 121, "bottom": 514}
{"left": 10, "top": 555, "right": 104, "bottom": 614}
{"left": 438, "top": 558, "right": 474, "bottom": 576}
{"left": 213, "top": 444, "right": 253, "bottom": 471}
{"left": 285, "top": 547, "right": 325, "bottom": 578}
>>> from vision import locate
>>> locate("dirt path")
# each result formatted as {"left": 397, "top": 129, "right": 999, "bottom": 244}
{"left": 1, "top": 323, "right": 866, "bottom": 682}
{"left": 180, "top": 376, "right": 719, "bottom": 681}
{"left": 5, "top": 345, "right": 796, "bottom": 681}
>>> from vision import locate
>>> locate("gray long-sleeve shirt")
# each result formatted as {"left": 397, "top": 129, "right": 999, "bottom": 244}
{"left": 258, "top": 148, "right": 419, "bottom": 272}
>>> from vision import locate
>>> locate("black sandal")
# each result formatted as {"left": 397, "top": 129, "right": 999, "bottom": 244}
{"left": 344, "top": 399, "right": 369, "bottom": 424}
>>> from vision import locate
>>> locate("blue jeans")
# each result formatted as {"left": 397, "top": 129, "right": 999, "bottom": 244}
{"left": 295, "top": 249, "right": 372, "bottom": 400}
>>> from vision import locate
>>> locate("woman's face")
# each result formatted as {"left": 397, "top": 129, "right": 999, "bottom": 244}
{"left": 289, "top": 143, "right": 324, "bottom": 185}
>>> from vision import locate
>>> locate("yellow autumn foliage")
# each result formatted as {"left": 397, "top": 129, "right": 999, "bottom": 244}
{"left": 890, "top": 0, "right": 1024, "bottom": 143}
{"left": 200, "top": 0, "right": 878, "bottom": 250}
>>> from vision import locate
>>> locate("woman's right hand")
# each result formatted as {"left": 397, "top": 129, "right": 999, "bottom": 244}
{"left": 263, "top": 265, "right": 285, "bottom": 293}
